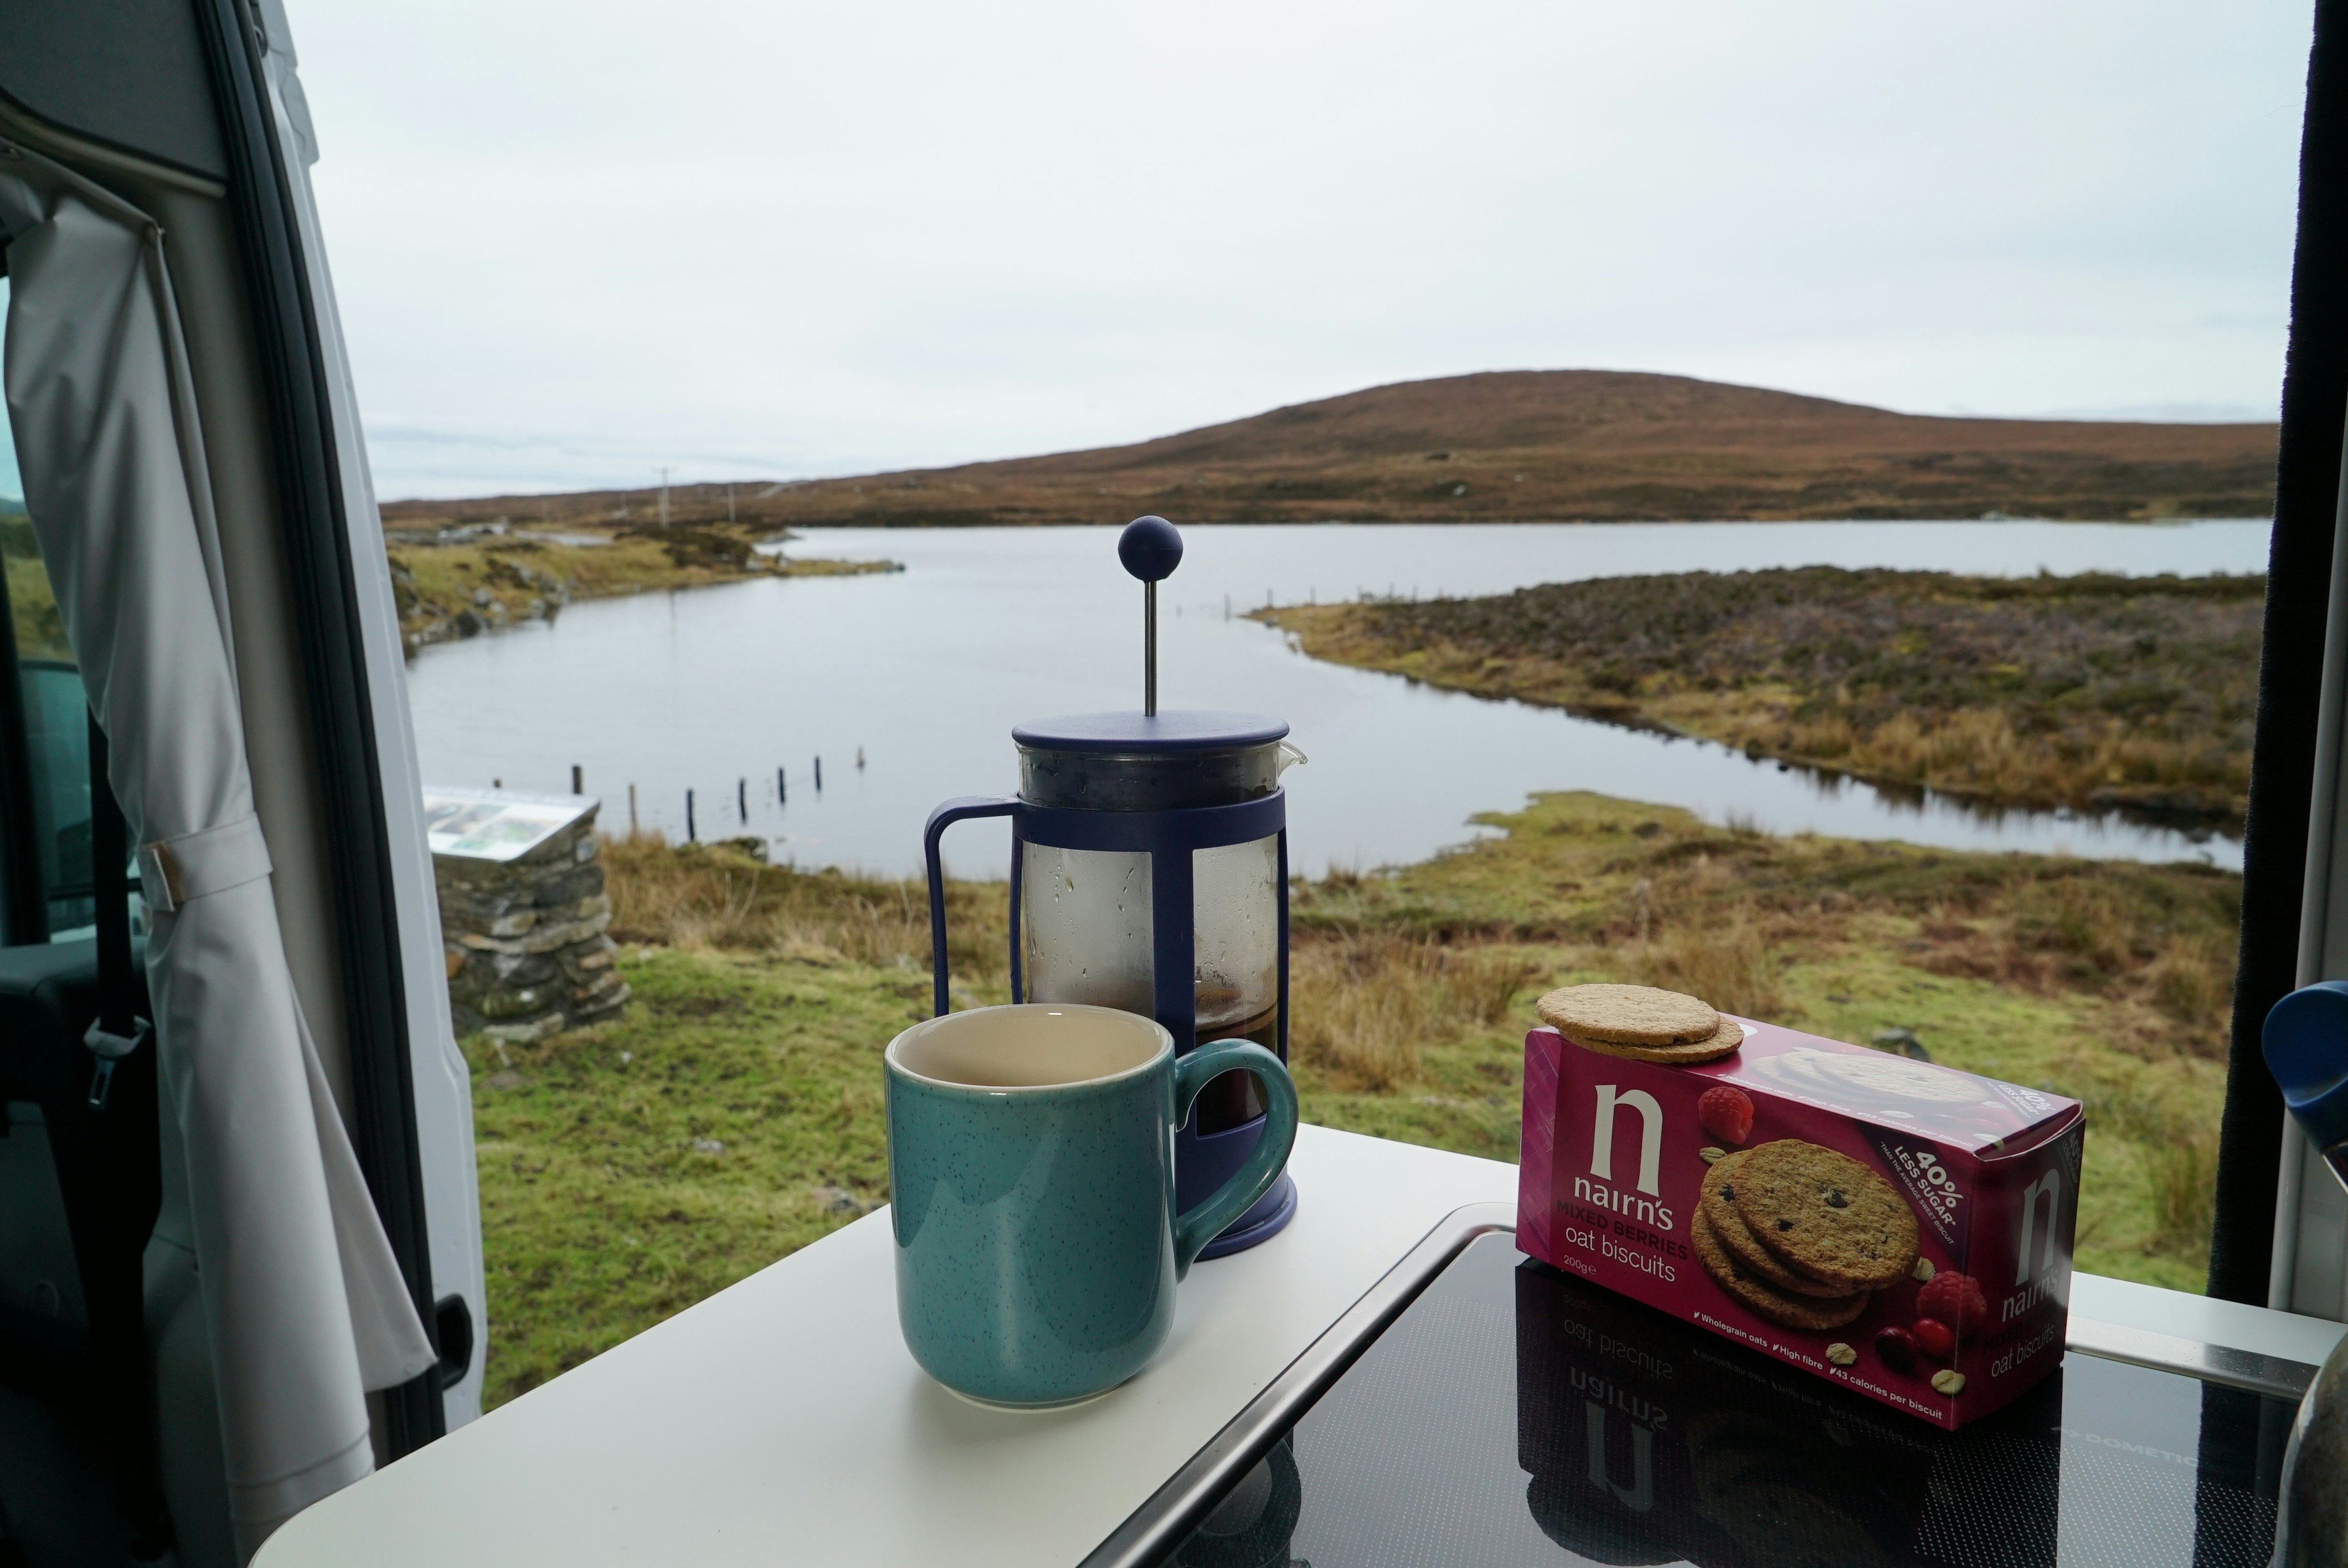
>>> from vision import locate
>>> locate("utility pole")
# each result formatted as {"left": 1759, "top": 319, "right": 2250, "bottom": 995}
{"left": 657, "top": 467, "right": 673, "bottom": 528}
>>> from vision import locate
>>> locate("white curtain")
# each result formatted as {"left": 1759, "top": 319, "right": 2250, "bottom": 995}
{"left": 0, "top": 143, "right": 435, "bottom": 1558}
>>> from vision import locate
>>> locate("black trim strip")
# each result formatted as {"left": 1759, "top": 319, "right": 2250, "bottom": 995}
{"left": 188, "top": 0, "right": 442, "bottom": 1446}
{"left": 2211, "top": 0, "right": 2348, "bottom": 1307}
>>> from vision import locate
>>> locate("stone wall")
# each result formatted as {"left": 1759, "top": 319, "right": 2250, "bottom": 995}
{"left": 436, "top": 807, "right": 629, "bottom": 1041}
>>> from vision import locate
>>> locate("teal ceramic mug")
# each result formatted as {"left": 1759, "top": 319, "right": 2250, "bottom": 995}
{"left": 885, "top": 1003, "right": 1299, "bottom": 1407}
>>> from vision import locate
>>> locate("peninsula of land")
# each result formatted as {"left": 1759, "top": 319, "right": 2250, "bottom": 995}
{"left": 382, "top": 522, "right": 895, "bottom": 651}
{"left": 1263, "top": 566, "right": 2261, "bottom": 827}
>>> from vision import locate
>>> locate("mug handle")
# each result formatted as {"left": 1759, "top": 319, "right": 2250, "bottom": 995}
{"left": 1171, "top": 1040, "right": 1299, "bottom": 1278}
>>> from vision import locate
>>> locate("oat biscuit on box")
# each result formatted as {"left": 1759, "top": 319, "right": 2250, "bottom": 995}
{"left": 1536, "top": 984, "right": 1719, "bottom": 1047}
{"left": 1690, "top": 1206, "right": 1870, "bottom": 1330}
{"left": 1731, "top": 1140, "right": 1920, "bottom": 1291}
{"left": 1700, "top": 1152, "right": 1852, "bottom": 1298}
{"left": 1569, "top": 1017, "right": 1748, "bottom": 1065}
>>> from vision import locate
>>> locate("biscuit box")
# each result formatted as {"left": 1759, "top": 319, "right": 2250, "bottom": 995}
{"left": 1517, "top": 1017, "right": 2083, "bottom": 1430}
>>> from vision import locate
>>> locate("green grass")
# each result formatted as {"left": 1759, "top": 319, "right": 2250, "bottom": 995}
{"left": 467, "top": 803, "right": 2236, "bottom": 1405}
{"left": 465, "top": 948, "right": 918, "bottom": 1405}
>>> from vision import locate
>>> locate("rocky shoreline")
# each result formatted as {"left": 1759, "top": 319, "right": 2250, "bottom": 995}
{"left": 388, "top": 522, "right": 900, "bottom": 653}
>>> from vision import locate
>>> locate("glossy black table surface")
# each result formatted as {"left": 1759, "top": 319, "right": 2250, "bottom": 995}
{"left": 1159, "top": 1234, "right": 2293, "bottom": 1568}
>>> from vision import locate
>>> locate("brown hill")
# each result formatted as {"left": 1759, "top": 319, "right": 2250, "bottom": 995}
{"left": 381, "top": 370, "right": 2279, "bottom": 529}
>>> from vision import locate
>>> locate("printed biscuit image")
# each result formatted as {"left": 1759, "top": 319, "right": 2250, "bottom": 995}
{"left": 1731, "top": 1140, "right": 1922, "bottom": 1292}
{"left": 1690, "top": 1205, "right": 1870, "bottom": 1330}
{"left": 1700, "top": 1152, "right": 1856, "bottom": 1297}
{"left": 1534, "top": 983, "right": 1747, "bottom": 1064}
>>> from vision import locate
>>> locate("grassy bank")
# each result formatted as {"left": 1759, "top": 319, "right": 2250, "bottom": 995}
{"left": 389, "top": 523, "right": 895, "bottom": 652}
{"left": 1264, "top": 567, "right": 2262, "bottom": 826}
{"left": 7, "top": 512, "right": 894, "bottom": 659}
{"left": 467, "top": 805, "right": 2236, "bottom": 1406}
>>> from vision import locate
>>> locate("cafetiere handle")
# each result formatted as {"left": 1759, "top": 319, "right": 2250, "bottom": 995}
{"left": 924, "top": 796, "right": 1022, "bottom": 1019}
{"left": 1171, "top": 1039, "right": 1297, "bottom": 1278}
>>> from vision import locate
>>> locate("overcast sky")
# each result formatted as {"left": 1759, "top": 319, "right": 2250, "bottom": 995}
{"left": 295, "top": 1, "right": 2315, "bottom": 501}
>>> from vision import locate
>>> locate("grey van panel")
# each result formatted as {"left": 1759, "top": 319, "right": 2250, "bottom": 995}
{"left": 0, "top": 0, "right": 228, "bottom": 182}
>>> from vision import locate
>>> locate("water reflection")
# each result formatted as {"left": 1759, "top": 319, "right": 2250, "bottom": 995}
{"left": 404, "top": 522, "right": 2265, "bottom": 876}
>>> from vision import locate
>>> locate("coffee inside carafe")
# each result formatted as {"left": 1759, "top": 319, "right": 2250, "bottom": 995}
{"left": 1194, "top": 979, "right": 1277, "bottom": 1131}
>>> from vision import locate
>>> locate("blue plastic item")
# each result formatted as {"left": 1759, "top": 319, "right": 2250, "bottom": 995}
{"left": 1011, "top": 710, "right": 1290, "bottom": 754}
{"left": 2264, "top": 980, "right": 2348, "bottom": 1157}
{"left": 1118, "top": 514, "right": 1185, "bottom": 582}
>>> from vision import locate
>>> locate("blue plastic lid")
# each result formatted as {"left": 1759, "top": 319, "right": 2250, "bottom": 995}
{"left": 1012, "top": 710, "right": 1289, "bottom": 755}
{"left": 2264, "top": 981, "right": 2348, "bottom": 1152}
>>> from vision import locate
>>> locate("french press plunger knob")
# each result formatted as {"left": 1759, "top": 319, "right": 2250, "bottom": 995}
{"left": 1119, "top": 515, "right": 1183, "bottom": 717}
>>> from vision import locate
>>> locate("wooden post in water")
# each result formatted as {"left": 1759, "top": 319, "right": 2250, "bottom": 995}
{"left": 777, "top": 766, "right": 786, "bottom": 803}
{"left": 738, "top": 778, "right": 748, "bottom": 821}
{"left": 628, "top": 783, "right": 638, "bottom": 834}
{"left": 686, "top": 789, "right": 697, "bottom": 841}
{"left": 856, "top": 747, "right": 866, "bottom": 771}
{"left": 571, "top": 764, "right": 583, "bottom": 795}
{"left": 815, "top": 756, "right": 823, "bottom": 792}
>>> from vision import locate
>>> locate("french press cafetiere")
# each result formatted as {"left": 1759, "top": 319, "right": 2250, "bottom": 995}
{"left": 923, "top": 517, "right": 1301, "bottom": 1257}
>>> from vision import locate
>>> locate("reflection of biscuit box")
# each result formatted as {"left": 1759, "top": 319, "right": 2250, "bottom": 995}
{"left": 1512, "top": 1249, "right": 2066, "bottom": 1564}
{"left": 1517, "top": 1018, "right": 2083, "bottom": 1430}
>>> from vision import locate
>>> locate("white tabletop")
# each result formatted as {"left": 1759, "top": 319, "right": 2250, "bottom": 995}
{"left": 255, "top": 1124, "right": 1521, "bottom": 1567}
{"left": 258, "top": 1122, "right": 2347, "bottom": 1566}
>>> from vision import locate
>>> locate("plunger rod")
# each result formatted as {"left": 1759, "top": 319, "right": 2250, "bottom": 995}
{"left": 1118, "top": 515, "right": 1181, "bottom": 717}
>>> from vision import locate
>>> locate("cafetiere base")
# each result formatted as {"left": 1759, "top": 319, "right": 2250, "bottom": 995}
{"left": 1197, "top": 1173, "right": 1297, "bottom": 1261}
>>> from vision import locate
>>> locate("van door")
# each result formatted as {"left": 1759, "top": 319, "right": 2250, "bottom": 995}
{"left": 0, "top": 0, "right": 486, "bottom": 1555}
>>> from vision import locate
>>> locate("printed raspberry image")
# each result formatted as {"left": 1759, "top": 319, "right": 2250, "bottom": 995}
{"left": 1917, "top": 1271, "right": 1993, "bottom": 1334}
{"left": 1697, "top": 1084, "right": 1754, "bottom": 1146}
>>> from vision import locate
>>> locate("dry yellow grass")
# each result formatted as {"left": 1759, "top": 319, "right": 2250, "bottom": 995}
{"left": 1626, "top": 909, "right": 1789, "bottom": 1020}
{"left": 1290, "top": 933, "right": 1538, "bottom": 1091}
{"left": 599, "top": 833, "right": 1006, "bottom": 983}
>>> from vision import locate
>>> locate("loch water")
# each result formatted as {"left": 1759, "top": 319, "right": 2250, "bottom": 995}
{"left": 404, "top": 520, "right": 2268, "bottom": 878}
